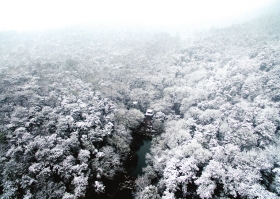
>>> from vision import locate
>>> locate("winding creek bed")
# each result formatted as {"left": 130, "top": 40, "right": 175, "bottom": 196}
{"left": 129, "top": 138, "right": 152, "bottom": 177}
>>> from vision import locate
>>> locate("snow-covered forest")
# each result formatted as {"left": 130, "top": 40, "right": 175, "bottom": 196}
{"left": 0, "top": 10, "right": 280, "bottom": 199}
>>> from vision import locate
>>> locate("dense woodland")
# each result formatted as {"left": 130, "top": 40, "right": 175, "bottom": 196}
{"left": 0, "top": 11, "right": 280, "bottom": 199}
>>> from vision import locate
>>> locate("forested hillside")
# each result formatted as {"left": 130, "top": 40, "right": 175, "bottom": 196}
{"left": 0, "top": 12, "right": 280, "bottom": 199}
{"left": 135, "top": 14, "right": 280, "bottom": 199}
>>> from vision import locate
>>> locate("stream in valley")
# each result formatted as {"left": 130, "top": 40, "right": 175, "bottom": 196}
{"left": 129, "top": 138, "right": 152, "bottom": 177}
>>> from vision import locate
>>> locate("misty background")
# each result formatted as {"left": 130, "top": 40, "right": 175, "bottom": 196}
{"left": 0, "top": 0, "right": 279, "bottom": 32}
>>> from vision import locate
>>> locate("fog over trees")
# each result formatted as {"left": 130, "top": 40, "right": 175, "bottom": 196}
{"left": 0, "top": 8, "right": 280, "bottom": 199}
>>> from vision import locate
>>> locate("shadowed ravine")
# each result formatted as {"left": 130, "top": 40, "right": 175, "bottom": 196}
{"left": 129, "top": 139, "right": 152, "bottom": 177}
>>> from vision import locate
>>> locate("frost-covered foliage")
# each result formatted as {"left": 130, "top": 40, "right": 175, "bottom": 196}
{"left": 0, "top": 68, "right": 124, "bottom": 198}
{"left": 135, "top": 14, "right": 280, "bottom": 199}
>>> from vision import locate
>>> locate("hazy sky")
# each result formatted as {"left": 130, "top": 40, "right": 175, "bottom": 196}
{"left": 0, "top": 0, "right": 277, "bottom": 31}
